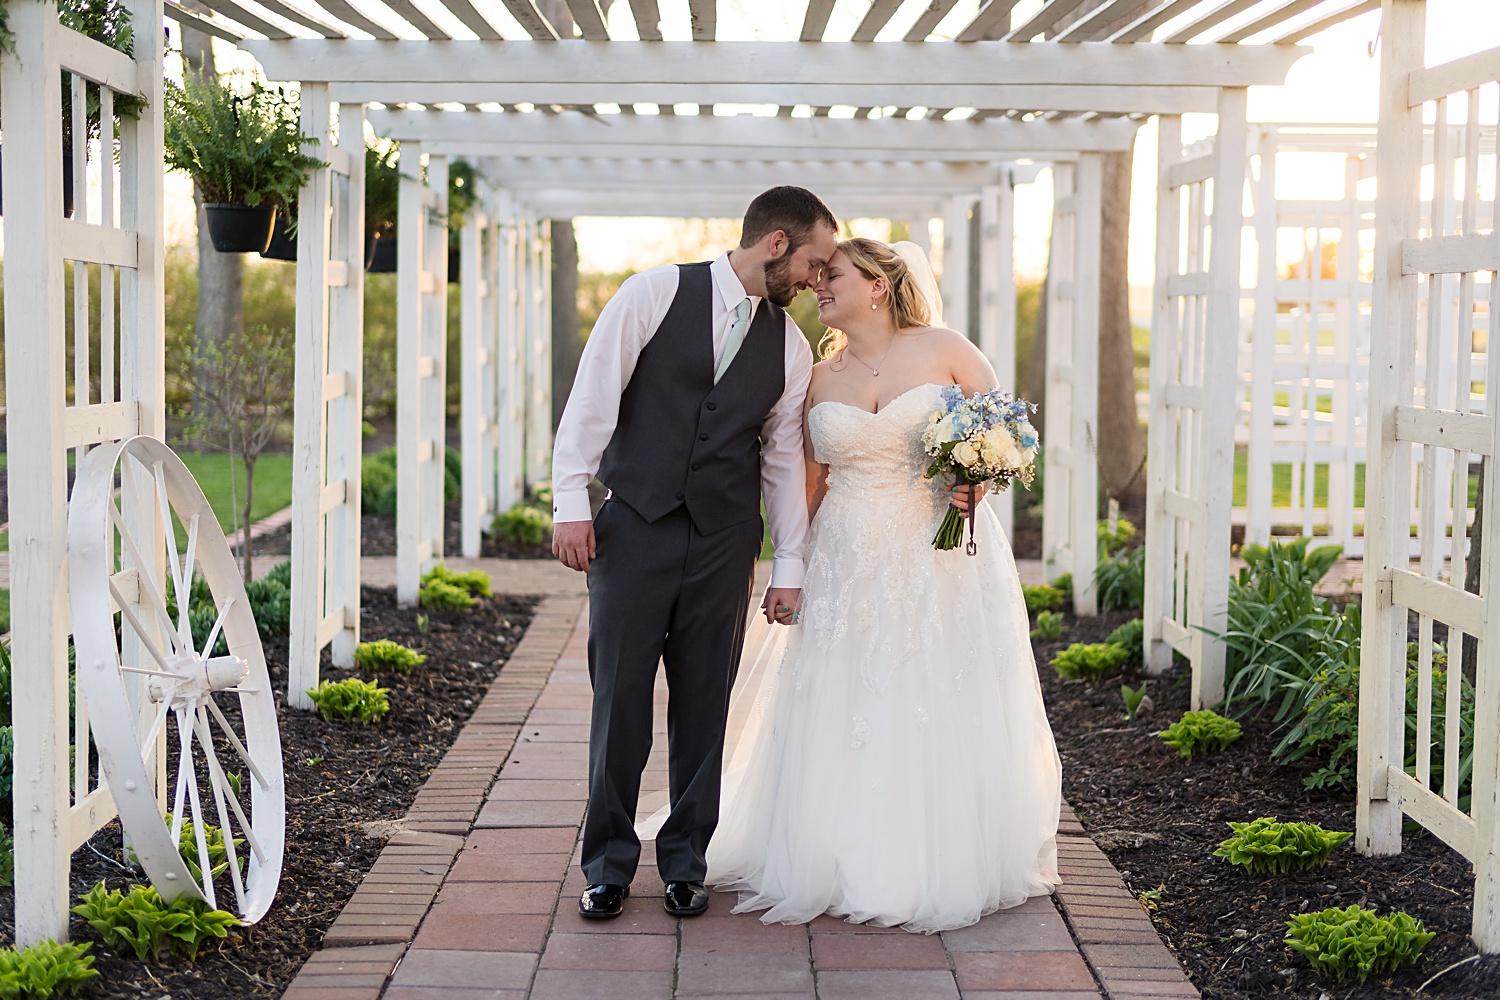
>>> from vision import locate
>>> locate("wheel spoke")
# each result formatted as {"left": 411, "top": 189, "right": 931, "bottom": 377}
{"left": 139, "top": 700, "right": 170, "bottom": 761}
{"left": 193, "top": 708, "right": 249, "bottom": 913}
{"left": 110, "top": 581, "right": 174, "bottom": 675}
{"left": 200, "top": 597, "right": 235, "bottom": 661}
{"left": 168, "top": 709, "right": 191, "bottom": 847}
{"left": 204, "top": 696, "right": 271, "bottom": 792}
{"left": 107, "top": 503, "right": 182, "bottom": 659}
{"left": 182, "top": 743, "right": 217, "bottom": 910}
{"left": 179, "top": 513, "right": 200, "bottom": 647}
{"left": 154, "top": 462, "right": 188, "bottom": 643}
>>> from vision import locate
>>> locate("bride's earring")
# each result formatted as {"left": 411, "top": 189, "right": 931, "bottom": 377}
{"left": 870, "top": 301, "right": 878, "bottom": 310}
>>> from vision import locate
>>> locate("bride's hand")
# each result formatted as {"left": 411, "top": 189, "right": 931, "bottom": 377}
{"left": 948, "top": 482, "right": 988, "bottom": 513}
{"left": 762, "top": 587, "right": 802, "bottom": 626}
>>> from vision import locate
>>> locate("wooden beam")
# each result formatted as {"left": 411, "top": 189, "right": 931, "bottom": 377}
{"left": 381, "top": 0, "right": 451, "bottom": 39}
{"left": 310, "top": 0, "right": 398, "bottom": 39}
{"left": 801, "top": 0, "right": 836, "bottom": 41}
{"left": 628, "top": 0, "right": 661, "bottom": 40}
{"left": 957, "top": 0, "right": 1021, "bottom": 42}
{"left": 479, "top": 156, "right": 1012, "bottom": 191}
{"left": 1410, "top": 45, "right": 1500, "bottom": 107}
{"left": 512, "top": 189, "right": 949, "bottom": 217}
{"left": 1054, "top": 0, "right": 1155, "bottom": 41}
{"left": 1272, "top": 0, "right": 1377, "bottom": 45}
{"left": 1163, "top": 0, "right": 1261, "bottom": 44}
{"left": 437, "top": 0, "right": 505, "bottom": 40}
{"left": 687, "top": 0, "right": 713, "bottom": 40}
{"left": 1109, "top": 0, "right": 1199, "bottom": 42}
{"left": 198, "top": 0, "right": 293, "bottom": 37}
{"left": 852, "top": 0, "right": 904, "bottom": 42}
{"left": 500, "top": 0, "right": 559, "bottom": 39}
{"left": 164, "top": 0, "right": 244, "bottom": 42}
{"left": 1006, "top": 0, "right": 1091, "bottom": 41}
{"left": 252, "top": 0, "right": 348, "bottom": 37}
{"left": 564, "top": 0, "right": 610, "bottom": 39}
{"left": 1216, "top": 0, "right": 1324, "bottom": 43}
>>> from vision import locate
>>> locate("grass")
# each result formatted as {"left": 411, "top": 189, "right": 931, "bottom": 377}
{"left": 172, "top": 452, "right": 295, "bottom": 545}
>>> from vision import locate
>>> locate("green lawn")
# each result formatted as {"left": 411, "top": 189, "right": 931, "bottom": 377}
{"left": 175, "top": 452, "right": 295, "bottom": 540}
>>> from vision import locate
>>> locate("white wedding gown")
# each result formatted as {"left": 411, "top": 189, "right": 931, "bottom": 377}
{"left": 706, "top": 382, "right": 1063, "bottom": 933}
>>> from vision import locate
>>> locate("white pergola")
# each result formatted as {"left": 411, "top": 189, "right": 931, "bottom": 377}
{"left": 12, "top": 0, "right": 1500, "bottom": 958}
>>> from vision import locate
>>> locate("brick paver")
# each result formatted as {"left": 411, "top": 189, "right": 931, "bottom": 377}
{"left": 285, "top": 558, "right": 1198, "bottom": 999}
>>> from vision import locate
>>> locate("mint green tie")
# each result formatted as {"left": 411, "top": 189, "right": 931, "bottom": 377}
{"left": 715, "top": 298, "right": 752, "bottom": 384}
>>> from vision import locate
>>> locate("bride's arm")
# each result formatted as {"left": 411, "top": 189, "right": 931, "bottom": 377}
{"left": 804, "top": 394, "right": 831, "bottom": 521}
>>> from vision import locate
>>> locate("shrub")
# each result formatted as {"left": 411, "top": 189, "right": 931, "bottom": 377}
{"left": 243, "top": 576, "right": 290, "bottom": 639}
{"left": 529, "top": 480, "right": 554, "bottom": 506}
{"left": 0, "top": 939, "right": 97, "bottom": 997}
{"left": 1023, "top": 584, "right": 1065, "bottom": 615}
{"left": 1106, "top": 618, "right": 1145, "bottom": 668}
{"left": 354, "top": 639, "right": 425, "bottom": 675}
{"left": 1284, "top": 905, "right": 1434, "bottom": 982}
{"left": 1051, "top": 642, "right": 1128, "bottom": 681}
{"left": 443, "top": 446, "right": 462, "bottom": 502}
{"left": 264, "top": 559, "right": 292, "bottom": 588}
{"left": 1050, "top": 573, "right": 1072, "bottom": 597}
{"left": 422, "top": 563, "right": 491, "bottom": 598}
{"left": 307, "top": 678, "right": 390, "bottom": 724}
{"left": 419, "top": 577, "right": 476, "bottom": 612}
{"left": 72, "top": 883, "right": 239, "bottom": 962}
{"left": 1094, "top": 546, "right": 1144, "bottom": 611}
{"left": 1214, "top": 817, "right": 1352, "bottom": 874}
{"left": 1030, "top": 610, "right": 1063, "bottom": 641}
{"left": 360, "top": 454, "right": 396, "bottom": 511}
{"left": 493, "top": 503, "right": 552, "bottom": 547}
{"left": 1098, "top": 517, "right": 1136, "bottom": 556}
{"left": 1160, "top": 709, "right": 1242, "bottom": 760}
{"left": 188, "top": 605, "right": 228, "bottom": 658}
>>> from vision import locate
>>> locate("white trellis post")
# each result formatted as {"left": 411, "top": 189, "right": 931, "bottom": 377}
{"left": 289, "top": 92, "right": 366, "bottom": 708}
{"left": 461, "top": 191, "right": 500, "bottom": 557}
{"left": 396, "top": 146, "right": 450, "bottom": 603}
{"left": 1041, "top": 156, "right": 1101, "bottom": 615}
{"left": 977, "top": 177, "right": 1017, "bottom": 537}
{"left": 3, "top": 0, "right": 163, "bottom": 944}
{"left": 1244, "top": 127, "right": 1278, "bottom": 548}
{"left": 524, "top": 212, "right": 553, "bottom": 489}
{"left": 941, "top": 194, "right": 974, "bottom": 337}
{"left": 494, "top": 191, "right": 525, "bottom": 512}
{"left": 1141, "top": 91, "right": 1248, "bottom": 706}
{"left": 1358, "top": 0, "right": 1500, "bottom": 950}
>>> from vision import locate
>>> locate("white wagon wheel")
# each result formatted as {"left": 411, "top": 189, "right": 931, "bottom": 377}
{"left": 68, "top": 436, "right": 285, "bottom": 923}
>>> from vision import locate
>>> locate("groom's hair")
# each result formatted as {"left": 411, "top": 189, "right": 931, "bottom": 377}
{"left": 740, "top": 186, "right": 838, "bottom": 253}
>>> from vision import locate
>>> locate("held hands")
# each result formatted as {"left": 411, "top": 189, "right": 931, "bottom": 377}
{"left": 552, "top": 520, "right": 597, "bottom": 573}
{"left": 762, "top": 587, "right": 803, "bottom": 627}
{"left": 948, "top": 481, "right": 989, "bottom": 513}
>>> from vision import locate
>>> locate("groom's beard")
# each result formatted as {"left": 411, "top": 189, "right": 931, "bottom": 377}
{"left": 762, "top": 252, "right": 799, "bottom": 308}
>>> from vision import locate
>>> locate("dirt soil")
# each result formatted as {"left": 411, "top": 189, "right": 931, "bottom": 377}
{"left": 1036, "top": 608, "right": 1500, "bottom": 1000}
{"left": 251, "top": 502, "right": 554, "bottom": 561}
{"left": 0, "top": 587, "right": 538, "bottom": 998}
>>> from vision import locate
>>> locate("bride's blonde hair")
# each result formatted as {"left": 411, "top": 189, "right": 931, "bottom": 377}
{"left": 818, "top": 237, "right": 932, "bottom": 360}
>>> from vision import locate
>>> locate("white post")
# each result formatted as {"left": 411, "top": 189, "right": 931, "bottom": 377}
{"left": 978, "top": 178, "right": 1017, "bottom": 538}
{"left": 1357, "top": 0, "right": 1425, "bottom": 863}
{"left": 422, "top": 155, "right": 451, "bottom": 573}
{"left": 461, "top": 203, "right": 490, "bottom": 557}
{"left": 4, "top": 0, "right": 73, "bottom": 944}
{"left": 527, "top": 214, "right": 553, "bottom": 488}
{"left": 1042, "top": 164, "right": 1076, "bottom": 589}
{"left": 1071, "top": 154, "right": 1103, "bottom": 618}
{"left": 396, "top": 144, "right": 427, "bottom": 603}
{"left": 494, "top": 192, "right": 524, "bottom": 511}
{"left": 941, "top": 195, "right": 973, "bottom": 338}
{"left": 1245, "top": 128, "right": 1277, "bottom": 548}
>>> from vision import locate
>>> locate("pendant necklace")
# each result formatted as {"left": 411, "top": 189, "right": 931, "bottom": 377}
{"left": 844, "top": 334, "right": 897, "bottom": 377}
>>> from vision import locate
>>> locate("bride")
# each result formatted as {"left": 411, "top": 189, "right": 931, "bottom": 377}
{"left": 704, "top": 237, "right": 1063, "bottom": 933}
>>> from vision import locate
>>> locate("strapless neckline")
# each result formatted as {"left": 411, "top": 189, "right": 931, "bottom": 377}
{"left": 808, "top": 382, "right": 947, "bottom": 419}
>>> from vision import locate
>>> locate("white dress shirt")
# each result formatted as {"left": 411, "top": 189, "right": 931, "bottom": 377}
{"left": 552, "top": 253, "right": 814, "bottom": 589}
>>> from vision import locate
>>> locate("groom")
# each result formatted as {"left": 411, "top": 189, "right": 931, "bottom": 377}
{"left": 551, "top": 187, "right": 839, "bottom": 919}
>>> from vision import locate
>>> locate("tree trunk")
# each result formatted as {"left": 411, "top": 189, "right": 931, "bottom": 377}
{"left": 181, "top": 8, "right": 244, "bottom": 435}
{"left": 241, "top": 451, "right": 256, "bottom": 582}
{"left": 550, "top": 218, "right": 581, "bottom": 428}
{"left": 1097, "top": 145, "right": 1145, "bottom": 512}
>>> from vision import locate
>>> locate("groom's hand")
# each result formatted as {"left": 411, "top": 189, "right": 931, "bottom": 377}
{"left": 553, "top": 520, "right": 596, "bottom": 573}
{"left": 762, "top": 588, "right": 802, "bottom": 626}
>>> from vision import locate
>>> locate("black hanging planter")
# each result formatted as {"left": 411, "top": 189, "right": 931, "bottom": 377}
{"left": 205, "top": 203, "right": 277, "bottom": 254}
{"left": 0, "top": 145, "right": 78, "bottom": 218}
{"left": 259, "top": 212, "right": 298, "bottom": 261}
{"left": 448, "top": 246, "right": 461, "bottom": 284}
{"left": 367, "top": 231, "right": 398, "bottom": 273}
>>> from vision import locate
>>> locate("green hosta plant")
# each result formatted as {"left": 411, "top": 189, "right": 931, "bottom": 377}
{"left": 355, "top": 639, "right": 425, "bottom": 675}
{"left": 1050, "top": 642, "right": 1128, "bottom": 681}
{"left": 1121, "top": 681, "right": 1151, "bottom": 720}
{"left": 1160, "top": 709, "right": 1242, "bottom": 760}
{"left": 419, "top": 577, "right": 476, "bottom": 612}
{"left": 1023, "top": 584, "right": 1065, "bottom": 615}
{"left": 1030, "top": 610, "right": 1063, "bottom": 641}
{"left": 1214, "top": 817, "right": 1352, "bottom": 874}
{"left": 422, "top": 562, "right": 491, "bottom": 598}
{"left": 0, "top": 939, "right": 97, "bottom": 998}
{"left": 72, "top": 883, "right": 239, "bottom": 962}
{"left": 126, "top": 814, "right": 243, "bottom": 883}
{"left": 307, "top": 678, "right": 390, "bottom": 724}
{"left": 1094, "top": 546, "right": 1145, "bottom": 611}
{"left": 493, "top": 503, "right": 552, "bottom": 546}
{"left": 1106, "top": 618, "right": 1145, "bottom": 668}
{"left": 1284, "top": 905, "right": 1434, "bottom": 982}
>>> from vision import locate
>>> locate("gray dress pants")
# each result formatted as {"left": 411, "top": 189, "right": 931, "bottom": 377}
{"left": 581, "top": 498, "right": 763, "bottom": 885}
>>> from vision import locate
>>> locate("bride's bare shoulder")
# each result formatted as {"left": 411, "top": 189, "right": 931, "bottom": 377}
{"left": 907, "top": 325, "right": 983, "bottom": 355}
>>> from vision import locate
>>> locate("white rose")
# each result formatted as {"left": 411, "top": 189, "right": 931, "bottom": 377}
{"left": 932, "top": 415, "right": 959, "bottom": 442}
{"left": 953, "top": 441, "right": 979, "bottom": 467}
{"left": 988, "top": 430, "right": 1022, "bottom": 469}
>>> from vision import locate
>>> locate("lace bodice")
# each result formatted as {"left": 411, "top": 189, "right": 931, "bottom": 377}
{"left": 808, "top": 382, "right": 950, "bottom": 523}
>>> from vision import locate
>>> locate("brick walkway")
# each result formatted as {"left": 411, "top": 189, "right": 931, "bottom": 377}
{"left": 282, "top": 561, "right": 1199, "bottom": 999}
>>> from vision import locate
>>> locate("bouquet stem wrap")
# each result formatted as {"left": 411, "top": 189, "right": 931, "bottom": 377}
{"left": 933, "top": 471, "right": 979, "bottom": 554}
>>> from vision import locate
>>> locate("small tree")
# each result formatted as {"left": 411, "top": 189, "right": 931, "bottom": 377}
{"left": 181, "top": 325, "right": 295, "bottom": 581}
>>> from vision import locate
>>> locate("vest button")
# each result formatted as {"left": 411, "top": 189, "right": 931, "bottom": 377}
{"left": 699, "top": 433, "right": 709, "bottom": 441}
{"left": 691, "top": 464, "right": 701, "bottom": 471}
{"left": 705, "top": 402, "right": 717, "bottom": 411}
{"left": 675, "top": 491, "right": 685, "bottom": 500}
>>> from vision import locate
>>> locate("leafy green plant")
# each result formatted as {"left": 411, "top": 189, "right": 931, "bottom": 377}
{"left": 360, "top": 452, "right": 397, "bottom": 514}
{"left": 1094, "top": 545, "right": 1144, "bottom": 611}
{"left": 1023, "top": 584, "right": 1065, "bottom": 615}
{"left": 164, "top": 75, "right": 324, "bottom": 209}
{"left": 1030, "top": 610, "right": 1063, "bottom": 641}
{"left": 306, "top": 678, "right": 390, "bottom": 724}
{"left": 1121, "top": 682, "right": 1151, "bottom": 720}
{"left": 72, "top": 883, "right": 239, "bottom": 962}
{"left": 0, "top": 827, "right": 12, "bottom": 890}
{"left": 422, "top": 562, "right": 491, "bottom": 598}
{"left": 1050, "top": 642, "right": 1128, "bottom": 681}
{"left": 0, "top": 727, "right": 14, "bottom": 821}
{"left": 1284, "top": 905, "right": 1434, "bottom": 982}
{"left": 1050, "top": 572, "right": 1072, "bottom": 597}
{"left": 354, "top": 639, "right": 425, "bottom": 675}
{"left": 419, "top": 577, "right": 476, "bottom": 612}
{"left": 416, "top": 614, "right": 430, "bottom": 634}
{"left": 126, "top": 814, "right": 243, "bottom": 883}
{"left": 0, "top": 639, "right": 11, "bottom": 729}
{"left": 445, "top": 159, "right": 480, "bottom": 233}
{"left": 365, "top": 137, "right": 403, "bottom": 237}
{"left": 1160, "top": 709, "right": 1242, "bottom": 760}
{"left": 243, "top": 575, "right": 290, "bottom": 639}
{"left": 0, "top": 939, "right": 97, "bottom": 997}
{"left": 1098, "top": 517, "right": 1136, "bottom": 556}
{"left": 1106, "top": 618, "right": 1145, "bottom": 668}
{"left": 1214, "top": 817, "right": 1351, "bottom": 874}
{"left": 492, "top": 503, "right": 552, "bottom": 547}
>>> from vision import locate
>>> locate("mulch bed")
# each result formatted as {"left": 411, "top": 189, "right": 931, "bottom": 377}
{"left": 1036, "top": 608, "right": 1500, "bottom": 999}
{"left": 250, "top": 502, "right": 554, "bottom": 561}
{"left": 0, "top": 586, "right": 539, "bottom": 998}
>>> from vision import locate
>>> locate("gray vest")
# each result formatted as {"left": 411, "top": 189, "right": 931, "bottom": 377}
{"left": 598, "top": 262, "right": 787, "bottom": 535}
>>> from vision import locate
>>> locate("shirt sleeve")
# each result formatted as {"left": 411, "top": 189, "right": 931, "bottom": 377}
{"left": 551, "top": 267, "right": 676, "bottom": 523}
{"left": 760, "top": 314, "right": 815, "bottom": 589}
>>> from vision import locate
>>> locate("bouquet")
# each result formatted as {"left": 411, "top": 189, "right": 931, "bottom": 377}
{"left": 921, "top": 386, "right": 1039, "bottom": 554}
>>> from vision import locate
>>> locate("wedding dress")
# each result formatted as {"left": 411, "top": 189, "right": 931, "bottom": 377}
{"left": 705, "top": 381, "right": 1063, "bottom": 933}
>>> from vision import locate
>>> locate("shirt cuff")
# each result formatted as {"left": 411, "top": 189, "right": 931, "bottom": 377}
{"left": 552, "top": 490, "right": 594, "bottom": 523}
{"left": 769, "top": 555, "right": 805, "bottom": 590}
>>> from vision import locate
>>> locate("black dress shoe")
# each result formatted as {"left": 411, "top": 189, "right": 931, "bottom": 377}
{"left": 579, "top": 883, "right": 628, "bottom": 919}
{"left": 663, "top": 880, "right": 709, "bottom": 917}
